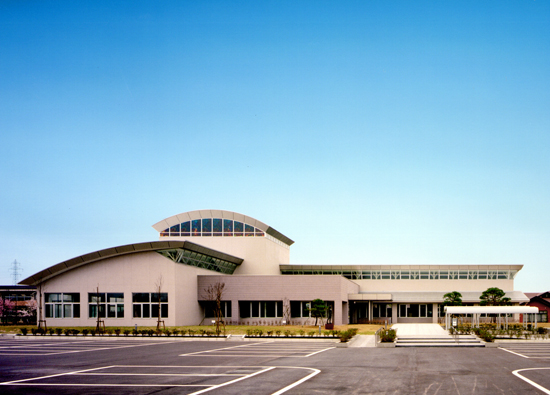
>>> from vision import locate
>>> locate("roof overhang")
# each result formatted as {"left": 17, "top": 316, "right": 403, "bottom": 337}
{"left": 19, "top": 240, "right": 243, "bottom": 286}
{"left": 445, "top": 306, "right": 539, "bottom": 314}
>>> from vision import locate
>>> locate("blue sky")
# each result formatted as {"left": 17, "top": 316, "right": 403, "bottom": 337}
{"left": 1, "top": 1, "right": 549, "bottom": 292}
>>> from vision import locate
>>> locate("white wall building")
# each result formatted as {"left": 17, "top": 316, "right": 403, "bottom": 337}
{"left": 21, "top": 209, "right": 529, "bottom": 327}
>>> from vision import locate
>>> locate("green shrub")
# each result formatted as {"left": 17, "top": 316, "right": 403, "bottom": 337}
{"left": 123, "top": 329, "right": 130, "bottom": 336}
{"left": 275, "top": 330, "right": 281, "bottom": 337}
{"left": 48, "top": 328, "right": 54, "bottom": 335}
{"left": 284, "top": 330, "right": 292, "bottom": 337}
{"left": 64, "top": 328, "right": 72, "bottom": 336}
{"left": 379, "top": 329, "right": 396, "bottom": 343}
{"left": 297, "top": 330, "right": 305, "bottom": 336}
{"left": 188, "top": 329, "right": 196, "bottom": 336}
{"left": 20, "top": 328, "right": 28, "bottom": 336}
{"left": 114, "top": 328, "right": 121, "bottom": 336}
{"left": 82, "top": 329, "right": 89, "bottom": 336}
{"left": 55, "top": 328, "right": 63, "bottom": 336}
{"left": 308, "top": 331, "right": 316, "bottom": 337}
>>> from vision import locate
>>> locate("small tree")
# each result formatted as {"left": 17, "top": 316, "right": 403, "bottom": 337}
{"left": 155, "top": 276, "right": 165, "bottom": 331}
{"left": 480, "top": 287, "right": 511, "bottom": 306}
{"left": 282, "top": 297, "right": 291, "bottom": 324}
{"left": 0, "top": 297, "right": 15, "bottom": 325}
{"left": 35, "top": 278, "right": 47, "bottom": 329}
{"left": 442, "top": 291, "right": 463, "bottom": 325}
{"left": 203, "top": 282, "right": 225, "bottom": 336}
{"left": 308, "top": 299, "right": 327, "bottom": 326}
{"left": 442, "top": 291, "right": 463, "bottom": 306}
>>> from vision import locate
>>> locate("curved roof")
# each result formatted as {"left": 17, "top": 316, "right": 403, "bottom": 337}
{"left": 152, "top": 209, "right": 294, "bottom": 246}
{"left": 19, "top": 240, "right": 243, "bottom": 286}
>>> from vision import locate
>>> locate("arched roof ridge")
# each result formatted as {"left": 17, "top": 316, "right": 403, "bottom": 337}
{"left": 152, "top": 210, "right": 294, "bottom": 245}
{"left": 152, "top": 209, "right": 269, "bottom": 232}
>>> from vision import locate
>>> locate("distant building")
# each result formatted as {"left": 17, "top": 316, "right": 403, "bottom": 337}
{"left": 521, "top": 292, "right": 550, "bottom": 323}
{"left": 0, "top": 285, "right": 37, "bottom": 324}
{"left": 20, "top": 209, "right": 529, "bottom": 327}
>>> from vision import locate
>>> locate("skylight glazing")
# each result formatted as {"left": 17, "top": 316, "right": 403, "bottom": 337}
{"left": 160, "top": 219, "right": 265, "bottom": 238}
{"left": 157, "top": 249, "right": 238, "bottom": 274}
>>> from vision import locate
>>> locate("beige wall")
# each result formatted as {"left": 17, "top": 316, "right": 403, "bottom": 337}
{"left": 39, "top": 252, "right": 218, "bottom": 327}
{"left": 164, "top": 236, "right": 289, "bottom": 275}
{"left": 198, "top": 275, "right": 359, "bottom": 325}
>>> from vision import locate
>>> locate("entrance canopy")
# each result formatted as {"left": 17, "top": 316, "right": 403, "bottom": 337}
{"left": 444, "top": 306, "right": 539, "bottom": 330}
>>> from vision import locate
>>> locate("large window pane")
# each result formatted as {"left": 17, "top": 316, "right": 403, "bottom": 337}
{"left": 133, "top": 304, "right": 141, "bottom": 318}
{"left": 133, "top": 293, "right": 149, "bottom": 303}
{"left": 202, "top": 218, "right": 212, "bottom": 236}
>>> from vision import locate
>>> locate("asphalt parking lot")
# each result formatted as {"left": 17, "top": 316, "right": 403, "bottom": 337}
{"left": 1, "top": 336, "right": 550, "bottom": 394}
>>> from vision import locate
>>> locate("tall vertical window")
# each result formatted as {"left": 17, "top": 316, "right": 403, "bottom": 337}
{"left": 89, "top": 293, "right": 124, "bottom": 318}
{"left": 45, "top": 293, "right": 80, "bottom": 318}
{"left": 132, "top": 293, "right": 168, "bottom": 318}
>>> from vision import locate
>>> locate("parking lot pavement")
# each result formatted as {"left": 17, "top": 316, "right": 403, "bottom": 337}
{"left": 0, "top": 364, "right": 320, "bottom": 394}
{"left": 2, "top": 337, "right": 550, "bottom": 394}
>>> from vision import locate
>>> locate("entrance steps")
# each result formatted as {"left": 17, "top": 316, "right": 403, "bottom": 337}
{"left": 392, "top": 324, "right": 485, "bottom": 347}
{"left": 395, "top": 334, "right": 484, "bottom": 347}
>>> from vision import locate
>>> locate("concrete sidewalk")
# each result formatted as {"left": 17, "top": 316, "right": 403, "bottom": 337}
{"left": 392, "top": 323, "right": 447, "bottom": 336}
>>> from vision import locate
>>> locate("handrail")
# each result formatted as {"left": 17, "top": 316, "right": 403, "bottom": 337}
{"left": 375, "top": 327, "right": 384, "bottom": 344}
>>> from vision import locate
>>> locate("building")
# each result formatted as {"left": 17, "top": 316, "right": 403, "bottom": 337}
{"left": 521, "top": 292, "right": 550, "bottom": 323}
{"left": 20, "top": 209, "right": 529, "bottom": 327}
{"left": 0, "top": 285, "right": 37, "bottom": 324}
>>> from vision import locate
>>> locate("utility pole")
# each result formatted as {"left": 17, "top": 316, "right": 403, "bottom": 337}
{"left": 10, "top": 260, "right": 22, "bottom": 285}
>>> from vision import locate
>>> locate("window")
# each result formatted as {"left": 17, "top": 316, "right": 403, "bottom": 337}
{"left": 289, "top": 301, "right": 310, "bottom": 318}
{"left": 162, "top": 219, "right": 265, "bottom": 238}
{"left": 45, "top": 293, "right": 80, "bottom": 318}
{"left": 202, "top": 301, "right": 232, "bottom": 318}
{"left": 373, "top": 303, "right": 392, "bottom": 318}
{"left": 89, "top": 293, "right": 124, "bottom": 318}
{"left": 240, "top": 301, "right": 283, "bottom": 318}
{"left": 398, "top": 304, "right": 433, "bottom": 318}
{"left": 132, "top": 293, "right": 168, "bottom": 318}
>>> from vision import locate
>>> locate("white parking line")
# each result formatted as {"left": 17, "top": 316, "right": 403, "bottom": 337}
{"left": 187, "top": 367, "right": 275, "bottom": 394}
{"left": 272, "top": 367, "right": 321, "bottom": 395}
{"left": 500, "top": 348, "right": 530, "bottom": 358}
{"left": 512, "top": 368, "right": 550, "bottom": 395}
{"left": 0, "top": 341, "right": 173, "bottom": 356}
{"left": 180, "top": 342, "right": 267, "bottom": 356}
{"left": 180, "top": 342, "right": 334, "bottom": 358}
